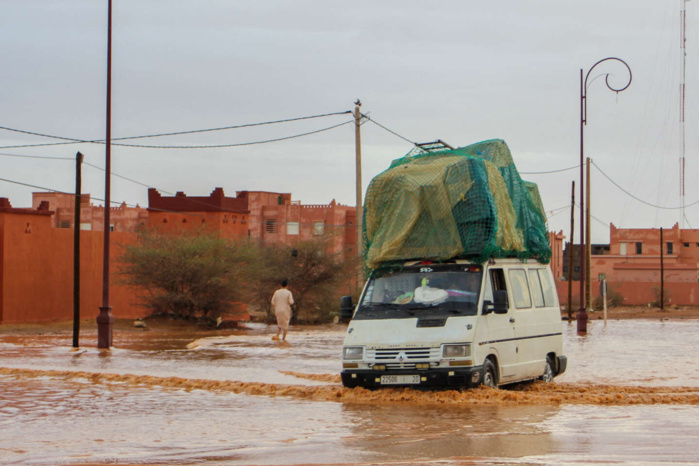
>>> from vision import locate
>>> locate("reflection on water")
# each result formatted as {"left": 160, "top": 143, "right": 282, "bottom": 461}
{"left": 0, "top": 319, "right": 698, "bottom": 464}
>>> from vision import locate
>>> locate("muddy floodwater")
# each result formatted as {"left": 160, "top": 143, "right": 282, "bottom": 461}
{"left": 1, "top": 318, "right": 698, "bottom": 465}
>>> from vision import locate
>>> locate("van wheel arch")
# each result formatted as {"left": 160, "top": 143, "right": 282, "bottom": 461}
{"left": 540, "top": 353, "right": 556, "bottom": 382}
{"left": 482, "top": 356, "right": 499, "bottom": 388}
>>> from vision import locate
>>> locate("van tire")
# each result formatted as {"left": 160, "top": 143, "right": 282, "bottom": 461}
{"left": 540, "top": 355, "right": 555, "bottom": 383}
{"left": 482, "top": 359, "right": 498, "bottom": 388}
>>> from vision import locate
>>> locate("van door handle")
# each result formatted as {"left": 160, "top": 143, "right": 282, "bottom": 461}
{"left": 509, "top": 318, "right": 516, "bottom": 323}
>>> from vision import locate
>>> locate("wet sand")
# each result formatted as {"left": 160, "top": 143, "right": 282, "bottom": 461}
{"left": 1, "top": 366, "right": 697, "bottom": 407}
{"left": 1, "top": 315, "right": 698, "bottom": 465}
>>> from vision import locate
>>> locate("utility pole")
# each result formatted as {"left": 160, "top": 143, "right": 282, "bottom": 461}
{"left": 354, "top": 99, "right": 363, "bottom": 291}
{"left": 73, "top": 152, "right": 84, "bottom": 348}
{"left": 567, "top": 181, "right": 575, "bottom": 321}
{"left": 97, "top": 0, "right": 114, "bottom": 348}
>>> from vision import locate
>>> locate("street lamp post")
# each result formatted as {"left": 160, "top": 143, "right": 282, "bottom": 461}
{"left": 97, "top": 0, "right": 114, "bottom": 348}
{"left": 578, "top": 57, "right": 632, "bottom": 333}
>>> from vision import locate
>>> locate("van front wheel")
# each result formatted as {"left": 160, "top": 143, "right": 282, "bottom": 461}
{"left": 540, "top": 356, "right": 555, "bottom": 383}
{"left": 482, "top": 359, "right": 497, "bottom": 388}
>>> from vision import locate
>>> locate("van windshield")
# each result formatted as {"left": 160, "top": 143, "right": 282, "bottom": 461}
{"left": 355, "top": 264, "right": 482, "bottom": 320}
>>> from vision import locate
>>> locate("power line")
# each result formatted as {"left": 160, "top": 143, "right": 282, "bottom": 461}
{"left": 107, "top": 120, "right": 353, "bottom": 149}
{"left": 520, "top": 165, "right": 579, "bottom": 175}
{"left": 0, "top": 152, "right": 73, "bottom": 160}
{"left": 361, "top": 114, "right": 417, "bottom": 145}
{"left": 0, "top": 111, "right": 352, "bottom": 149}
{"left": 593, "top": 160, "right": 699, "bottom": 210}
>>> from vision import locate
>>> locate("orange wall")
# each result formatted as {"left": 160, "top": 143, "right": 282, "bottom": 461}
{"left": 1, "top": 210, "right": 145, "bottom": 324}
{"left": 149, "top": 211, "right": 249, "bottom": 238}
{"left": 556, "top": 278, "right": 699, "bottom": 308}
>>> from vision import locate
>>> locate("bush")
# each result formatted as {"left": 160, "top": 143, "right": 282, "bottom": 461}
{"left": 246, "top": 235, "right": 355, "bottom": 325}
{"left": 650, "top": 286, "right": 671, "bottom": 307}
{"left": 592, "top": 284, "right": 624, "bottom": 309}
{"left": 118, "top": 229, "right": 254, "bottom": 323}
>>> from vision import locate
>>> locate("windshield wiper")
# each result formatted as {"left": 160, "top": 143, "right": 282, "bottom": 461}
{"left": 362, "top": 302, "right": 402, "bottom": 310}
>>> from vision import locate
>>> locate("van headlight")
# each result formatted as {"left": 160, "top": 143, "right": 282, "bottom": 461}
{"left": 443, "top": 344, "right": 471, "bottom": 358}
{"left": 343, "top": 346, "right": 364, "bottom": 360}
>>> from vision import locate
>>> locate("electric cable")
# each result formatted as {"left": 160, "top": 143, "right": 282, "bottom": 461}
{"left": 0, "top": 111, "right": 352, "bottom": 149}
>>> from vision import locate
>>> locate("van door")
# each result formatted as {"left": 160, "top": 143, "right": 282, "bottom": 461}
{"left": 477, "top": 267, "right": 518, "bottom": 384}
{"left": 508, "top": 267, "right": 546, "bottom": 379}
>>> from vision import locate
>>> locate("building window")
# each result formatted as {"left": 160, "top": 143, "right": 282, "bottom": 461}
{"left": 313, "top": 221, "right": 324, "bottom": 236}
{"left": 265, "top": 219, "right": 277, "bottom": 234}
{"left": 109, "top": 224, "right": 115, "bottom": 232}
{"left": 620, "top": 243, "right": 627, "bottom": 255}
{"left": 574, "top": 266, "right": 580, "bottom": 273}
{"left": 667, "top": 242, "right": 674, "bottom": 255}
{"left": 636, "top": 242, "right": 642, "bottom": 255}
{"left": 684, "top": 242, "right": 690, "bottom": 248}
{"left": 563, "top": 266, "right": 568, "bottom": 273}
{"left": 80, "top": 223, "right": 92, "bottom": 231}
{"left": 59, "top": 221, "right": 71, "bottom": 229}
{"left": 287, "top": 222, "right": 299, "bottom": 235}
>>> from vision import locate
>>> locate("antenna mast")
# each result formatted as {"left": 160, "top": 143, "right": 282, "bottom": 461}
{"left": 680, "top": 0, "right": 688, "bottom": 228}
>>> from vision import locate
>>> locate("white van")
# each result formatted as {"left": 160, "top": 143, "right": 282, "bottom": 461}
{"left": 340, "top": 258, "right": 566, "bottom": 389}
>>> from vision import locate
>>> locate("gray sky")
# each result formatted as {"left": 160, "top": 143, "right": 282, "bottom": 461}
{"left": 2, "top": 0, "right": 697, "bottom": 243}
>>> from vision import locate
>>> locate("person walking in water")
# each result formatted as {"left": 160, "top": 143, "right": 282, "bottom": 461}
{"left": 271, "top": 280, "right": 294, "bottom": 341}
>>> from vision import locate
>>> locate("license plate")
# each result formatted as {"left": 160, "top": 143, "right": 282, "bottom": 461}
{"left": 380, "top": 374, "right": 421, "bottom": 385}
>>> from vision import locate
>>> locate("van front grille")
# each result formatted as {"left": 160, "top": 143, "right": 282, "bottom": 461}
{"left": 366, "top": 347, "right": 440, "bottom": 370}
{"left": 416, "top": 317, "right": 448, "bottom": 327}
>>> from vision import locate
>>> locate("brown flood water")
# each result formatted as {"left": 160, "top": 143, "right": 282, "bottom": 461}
{"left": 1, "top": 318, "right": 697, "bottom": 465}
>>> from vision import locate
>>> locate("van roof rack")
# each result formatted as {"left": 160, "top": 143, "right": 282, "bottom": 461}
{"left": 415, "top": 139, "right": 454, "bottom": 152}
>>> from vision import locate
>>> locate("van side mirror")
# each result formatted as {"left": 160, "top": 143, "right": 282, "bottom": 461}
{"left": 340, "top": 296, "right": 354, "bottom": 322}
{"left": 492, "top": 290, "right": 509, "bottom": 314}
{"left": 482, "top": 290, "right": 509, "bottom": 315}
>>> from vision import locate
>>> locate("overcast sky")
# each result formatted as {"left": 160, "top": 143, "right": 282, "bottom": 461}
{"left": 2, "top": 0, "right": 697, "bottom": 243}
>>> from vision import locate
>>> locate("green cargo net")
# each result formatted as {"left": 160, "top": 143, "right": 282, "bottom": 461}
{"left": 362, "top": 139, "right": 551, "bottom": 269}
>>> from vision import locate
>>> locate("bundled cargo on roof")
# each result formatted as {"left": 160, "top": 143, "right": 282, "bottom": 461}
{"left": 362, "top": 139, "right": 551, "bottom": 269}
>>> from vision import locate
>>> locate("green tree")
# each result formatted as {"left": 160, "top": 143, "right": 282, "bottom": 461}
{"left": 247, "top": 236, "right": 354, "bottom": 324}
{"left": 118, "top": 229, "right": 254, "bottom": 323}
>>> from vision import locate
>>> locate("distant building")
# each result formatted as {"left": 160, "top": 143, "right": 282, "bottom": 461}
{"left": 557, "top": 223, "right": 699, "bottom": 307}
{"left": 147, "top": 188, "right": 250, "bottom": 238}
{"left": 32, "top": 192, "right": 148, "bottom": 232}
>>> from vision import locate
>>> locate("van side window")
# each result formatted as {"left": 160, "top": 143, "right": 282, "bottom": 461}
{"left": 528, "top": 269, "right": 545, "bottom": 307}
{"left": 538, "top": 269, "right": 557, "bottom": 307}
{"left": 488, "top": 268, "right": 507, "bottom": 298}
{"left": 508, "top": 269, "right": 532, "bottom": 309}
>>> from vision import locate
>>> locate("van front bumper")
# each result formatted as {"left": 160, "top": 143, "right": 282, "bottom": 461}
{"left": 341, "top": 366, "right": 485, "bottom": 390}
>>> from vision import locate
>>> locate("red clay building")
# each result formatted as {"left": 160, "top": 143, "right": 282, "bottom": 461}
{"left": 148, "top": 188, "right": 250, "bottom": 238}
{"left": 32, "top": 192, "right": 148, "bottom": 232}
{"left": 558, "top": 223, "right": 699, "bottom": 308}
{"left": 0, "top": 198, "right": 142, "bottom": 324}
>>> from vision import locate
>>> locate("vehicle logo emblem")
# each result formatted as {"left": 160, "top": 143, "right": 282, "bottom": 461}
{"left": 397, "top": 352, "right": 406, "bottom": 362}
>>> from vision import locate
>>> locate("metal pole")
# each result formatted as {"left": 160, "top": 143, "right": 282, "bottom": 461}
{"left": 72, "top": 151, "right": 84, "bottom": 348}
{"left": 660, "top": 227, "right": 664, "bottom": 310}
{"left": 578, "top": 68, "right": 587, "bottom": 332}
{"left": 567, "top": 180, "right": 575, "bottom": 321}
{"left": 97, "top": 0, "right": 114, "bottom": 348}
{"left": 585, "top": 157, "right": 591, "bottom": 310}
{"left": 577, "top": 57, "right": 632, "bottom": 333}
{"left": 354, "top": 100, "right": 363, "bottom": 292}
